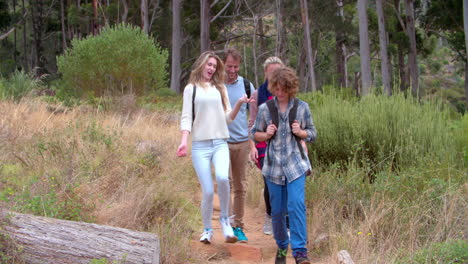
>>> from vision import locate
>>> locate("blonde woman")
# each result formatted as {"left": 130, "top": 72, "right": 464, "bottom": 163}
{"left": 177, "top": 51, "right": 253, "bottom": 244}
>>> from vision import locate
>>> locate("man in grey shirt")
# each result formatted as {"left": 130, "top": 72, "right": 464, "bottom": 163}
{"left": 223, "top": 48, "right": 256, "bottom": 243}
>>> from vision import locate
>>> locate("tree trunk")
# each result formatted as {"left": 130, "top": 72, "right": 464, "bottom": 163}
{"left": 141, "top": 0, "right": 149, "bottom": 34}
{"left": 200, "top": 0, "right": 210, "bottom": 52}
{"left": 357, "top": 0, "right": 372, "bottom": 95}
{"left": 300, "top": 0, "right": 316, "bottom": 92}
{"left": 149, "top": 0, "right": 162, "bottom": 31}
{"left": 92, "top": 0, "right": 98, "bottom": 35}
{"left": 1, "top": 211, "right": 160, "bottom": 264}
{"left": 376, "top": 0, "right": 391, "bottom": 95}
{"left": 170, "top": 0, "right": 183, "bottom": 93}
{"left": 405, "top": 0, "right": 419, "bottom": 98}
{"left": 298, "top": 36, "right": 308, "bottom": 92}
{"left": 258, "top": 16, "right": 266, "bottom": 57}
{"left": 397, "top": 43, "right": 408, "bottom": 91}
{"left": 31, "top": 0, "right": 46, "bottom": 75}
{"left": 121, "top": 0, "right": 128, "bottom": 23}
{"left": 22, "top": 0, "right": 27, "bottom": 71}
{"left": 465, "top": 63, "right": 468, "bottom": 111}
{"left": 13, "top": 0, "right": 17, "bottom": 66}
{"left": 275, "top": 0, "right": 285, "bottom": 59}
{"left": 464, "top": 0, "right": 468, "bottom": 110}
{"left": 60, "top": 0, "right": 67, "bottom": 51}
{"left": 336, "top": 0, "right": 346, "bottom": 88}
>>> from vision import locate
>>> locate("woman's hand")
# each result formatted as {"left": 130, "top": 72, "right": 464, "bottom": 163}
{"left": 237, "top": 94, "right": 256, "bottom": 105}
{"left": 177, "top": 143, "right": 187, "bottom": 157}
{"left": 177, "top": 130, "right": 190, "bottom": 157}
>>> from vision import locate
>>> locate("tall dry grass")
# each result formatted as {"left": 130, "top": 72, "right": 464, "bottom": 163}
{"left": 1, "top": 97, "right": 466, "bottom": 263}
{"left": 0, "top": 98, "right": 201, "bottom": 263}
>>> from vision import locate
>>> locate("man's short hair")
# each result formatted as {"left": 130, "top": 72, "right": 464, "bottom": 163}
{"left": 223, "top": 48, "right": 242, "bottom": 62}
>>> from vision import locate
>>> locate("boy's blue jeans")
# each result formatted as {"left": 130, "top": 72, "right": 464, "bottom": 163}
{"left": 266, "top": 174, "right": 308, "bottom": 256}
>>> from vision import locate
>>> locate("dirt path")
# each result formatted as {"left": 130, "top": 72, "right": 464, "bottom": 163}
{"left": 190, "top": 194, "right": 329, "bottom": 264}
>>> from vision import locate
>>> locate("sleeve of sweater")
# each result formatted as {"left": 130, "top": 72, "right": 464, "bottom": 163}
{"left": 180, "top": 84, "right": 194, "bottom": 132}
{"left": 222, "top": 85, "right": 234, "bottom": 124}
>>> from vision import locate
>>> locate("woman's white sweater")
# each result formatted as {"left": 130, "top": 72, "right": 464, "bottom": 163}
{"left": 180, "top": 83, "right": 233, "bottom": 141}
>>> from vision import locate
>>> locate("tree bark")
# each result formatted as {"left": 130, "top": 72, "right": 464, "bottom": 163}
{"left": 298, "top": 35, "right": 308, "bottom": 92}
{"left": 300, "top": 0, "right": 316, "bottom": 91}
{"left": 92, "top": 0, "right": 98, "bottom": 35}
{"left": 336, "top": 0, "right": 347, "bottom": 88}
{"left": 121, "top": 0, "right": 128, "bottom": 23}
{"left": 404, "top": 0, "right": 419, "bottom": 98}
{"left": 13, "top": 0, "right": 17, "bottom": 65}
{"left": 357, "top": 0, "right": 372, "bottom": 95}
{"left": 464, "top": 0, "right": 468, "bottom": 110}
{"left": 275, "top": 0, "right": 285, "bottom": 59}
{"left": 141, "top": 0, "right": 149, "bottom": 34}
{"left": 60, "top": 0, "right": 67, "bottom": 51}
{"left": 376, "top": 0, "right": 391, "bottom": 95}
{"left": 398, "top": 43, "right": 408, "bottom": 91}
{"left": 170, "top": 0, "right": 183, "bottom": 93}
{"left": 1, "top": 210, "right": 160, "bottom": 264}
{"left": 22, "top": 0, "right": 27, "bottom": 71}
{"left": 31, "top": 0, "right": 46, "bottom": 75}
{"left": 258, "top": 16, "right": 266, "bottom": 57}
{"left": 200, "top": 0, "right": 210, "bottom": 52}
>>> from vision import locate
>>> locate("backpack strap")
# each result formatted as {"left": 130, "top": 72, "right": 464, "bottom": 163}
{"left": 192, "top": 84, "right": 196, "bottom": 124}
{"left": 265, "top": 98, "right": 306, "bottom": 165}
{"left": 243, "top": 78, "right": 251, "bottom": 98}
{"left": 265, "top": 100, "right": 278, "bottom": 165}
{"left": 289, "top": 98, "right": 306, "bottom": 160}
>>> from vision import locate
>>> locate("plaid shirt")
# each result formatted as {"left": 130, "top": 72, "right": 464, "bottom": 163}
{"left": 251, "top": 98, "right": 317, "bottom": 185}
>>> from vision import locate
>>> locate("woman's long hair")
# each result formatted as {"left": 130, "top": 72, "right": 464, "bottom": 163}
{"left": 188, "top": 51, "right": 229, "bottom": 111}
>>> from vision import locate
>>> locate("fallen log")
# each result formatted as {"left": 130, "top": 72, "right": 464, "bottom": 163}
{"left": 337, "top": 250, "right": 355, "bottom": 264}
{"left": 1, "top": 210, "right": 159, "bottom": 264}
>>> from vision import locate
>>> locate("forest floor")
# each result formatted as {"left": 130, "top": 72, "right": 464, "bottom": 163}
{"left": 190, "top": 194, "right": 330, "bottom": 264}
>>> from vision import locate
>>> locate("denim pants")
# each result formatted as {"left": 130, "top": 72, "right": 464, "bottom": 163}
{"left": 192, "top": 139, "right": 231, "bottom": 230}
{"left": 266, "top": 174, "right": 307, "bottom": 256}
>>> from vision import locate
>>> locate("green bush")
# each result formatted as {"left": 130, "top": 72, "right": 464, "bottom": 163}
{"left": 2, "top": 71, "right": 42, "bottom": 101}
{"left": 57, "top": 23, "right": 169, "bottom": 97}
{"left": 299, "top": 92, "right": 458, "bottom": 172}
{"left": 398, "top": 240, "right": 468, "bottom": 264}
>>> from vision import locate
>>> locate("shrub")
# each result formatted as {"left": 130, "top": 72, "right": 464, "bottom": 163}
{"left": 397, "top": 240, "right": 468, "bottom": 264}
{"left": 57, "top": 23, "right": 169, "bottom": 97}
{"left": 299, "top": 92, "right": 458, "bottom": 173}
{"left": 2, "top": 71, "right": 42, "bottom": 101}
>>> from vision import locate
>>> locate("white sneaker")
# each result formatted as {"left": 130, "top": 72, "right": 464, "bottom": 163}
{"left": 199, "top": 229, "right": 213, "bottom": 244}
{"left": 263, "top": 214, "right": 273, "bottom": 235}
{"left": 220, "top": 217, "right": 237, "bottom": 243}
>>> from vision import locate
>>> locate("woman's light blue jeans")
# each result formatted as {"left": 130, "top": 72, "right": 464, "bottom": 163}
{"left": 266, "top": 174, "right": 308, "bottom": 256}
{"left": 192, "top": 139, "right": 231, "bottom": 230}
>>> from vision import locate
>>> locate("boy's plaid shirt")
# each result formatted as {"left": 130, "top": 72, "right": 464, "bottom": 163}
{"left": 251, "top": 98, "right": 317, "bottom": 185}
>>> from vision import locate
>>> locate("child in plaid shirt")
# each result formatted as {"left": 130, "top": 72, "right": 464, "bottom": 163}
{"left": 251, "top": 67, "right": 316, "bottom": 264}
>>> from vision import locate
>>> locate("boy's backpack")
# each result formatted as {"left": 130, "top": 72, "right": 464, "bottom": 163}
{"left": 265, "top": 98, "right": 307, "bottom": 165}
{"left": 192, "top": 79, "right": 251, "bottom": 123}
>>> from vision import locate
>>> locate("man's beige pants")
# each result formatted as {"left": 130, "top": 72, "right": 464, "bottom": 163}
{"left": 228, "top": 140, "right": 250, "bottom": 228}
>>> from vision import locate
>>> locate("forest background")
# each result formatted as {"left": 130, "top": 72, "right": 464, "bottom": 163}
{"left": 0, "top": 0, "right": 467, "bottom": 263}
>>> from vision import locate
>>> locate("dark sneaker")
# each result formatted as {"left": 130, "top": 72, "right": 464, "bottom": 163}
{"left": 294, "top": 251, "right": 310, "bottom": 264}
{"left": 233, "top": 227, "right": 248, "bottom": 243}
{"left": 275, "top": 248, "right": 288, "bottom": 264}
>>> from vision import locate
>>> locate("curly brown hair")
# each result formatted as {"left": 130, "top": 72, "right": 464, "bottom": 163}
{"left": 268, "top": 67, "right": 299, "bottom": 97}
